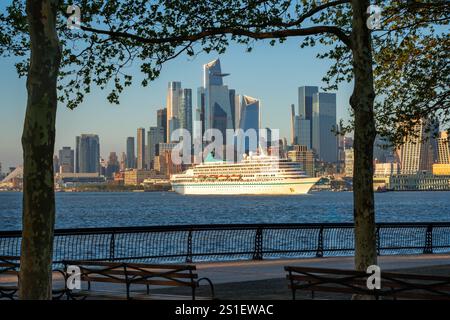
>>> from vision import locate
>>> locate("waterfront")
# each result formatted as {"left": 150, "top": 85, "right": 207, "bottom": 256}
{"left": 1, "top": 191, "right": 450, "bottom": 231}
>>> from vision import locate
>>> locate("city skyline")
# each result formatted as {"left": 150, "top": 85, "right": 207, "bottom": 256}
{"left": 0, "top": 40, "right": 353, "bottom": 168}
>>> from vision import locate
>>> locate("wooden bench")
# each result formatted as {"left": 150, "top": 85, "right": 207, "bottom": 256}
{"left": 62, "top": 260, "right": 215, "bottom": 300}
{"left": 285, "top": 266, "right": 450, "bottom": 300}
{"left": 0, "top": 256, "right": 66, "bottom": 300}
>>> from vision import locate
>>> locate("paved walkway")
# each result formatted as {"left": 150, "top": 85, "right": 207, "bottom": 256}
{"left": 193, "top": 254, "right": 450, "bottom": 284}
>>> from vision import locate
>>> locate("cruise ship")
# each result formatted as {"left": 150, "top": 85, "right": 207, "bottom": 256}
{"left": 170, "top": 153, "right": 319, "bottom": 195}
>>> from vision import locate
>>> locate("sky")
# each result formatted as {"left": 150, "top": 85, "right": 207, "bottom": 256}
{"left": 0, "top": 38, "right": 353, "bottom": 170}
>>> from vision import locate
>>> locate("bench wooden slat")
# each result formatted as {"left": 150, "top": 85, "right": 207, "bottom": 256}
{"left": 81, "top": 269, "right": 197, "bottom": 279}
{"left": 65, "top": 260, "right": 196, "bottom": 270}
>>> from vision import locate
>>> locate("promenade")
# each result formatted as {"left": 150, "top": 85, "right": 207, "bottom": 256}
{"left": 194, "top": 254, "right": 450, "bottom": 284}
{"left": 2, "top": 254, "right": 449, "bottom": 299}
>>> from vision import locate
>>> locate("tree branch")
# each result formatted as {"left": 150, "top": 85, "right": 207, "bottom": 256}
{"left": 81, "top": 24, "right": 352, "bottom": 49}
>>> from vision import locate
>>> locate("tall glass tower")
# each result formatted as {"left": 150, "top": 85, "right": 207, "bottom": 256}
{"left": 312, "top": 92, "right": 337, "bottom": 163}
{"left": 77, "top": 134, "right": 100, "bottom": 173}
{"left": 238, "top": 95, "right": 261, "bottom": 153}
{"left": 203, "top": 59, "right": 233, "bottom": 143}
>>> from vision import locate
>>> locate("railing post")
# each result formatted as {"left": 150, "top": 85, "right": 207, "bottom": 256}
{"left": 186, "top": 229, "right": 193, "bottom": 263}
{"left": 316, "top": 226, "right": 324, "bottom": 258}
{"left": 252, "top": 227, "right": 263, "bottom": 260}
{"left": 423, "top": 224, "right": 433, "bottom": 254}
{"left": 109, "top": 232, "right": 115, "bottom": 261}
{"left": 376, "top": 225, "right": 381, "bottom": 256}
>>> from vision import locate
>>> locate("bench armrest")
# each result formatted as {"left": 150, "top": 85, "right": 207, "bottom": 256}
{"left": 197, "top": 277, "right": 215, "bottom": 300}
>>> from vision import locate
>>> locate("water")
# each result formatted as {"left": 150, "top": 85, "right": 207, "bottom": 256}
{"left": 1, "top": 191, "right": 450, "bottom": 231}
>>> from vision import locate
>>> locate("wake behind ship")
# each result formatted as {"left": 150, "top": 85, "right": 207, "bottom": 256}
{"left": 170, "top": 153, "right": 319, "bottom": 195}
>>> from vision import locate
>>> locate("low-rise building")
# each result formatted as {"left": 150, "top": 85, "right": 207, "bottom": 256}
{"left": 287, "top": 145, "right": 315, "bottom": 177}
{"left": 432, "top": 164, "right": 450, "bottom": 176}
{"left": 124, "top": 169, "right": 157, "bottom": 186}
{"left": 389, "top": 172, "right": 450, "bottom": 191}
{"left": 374, "top": 162, "right": 400, "bottom": 177}
{"left": 55, "top": 172, "right": 105, "bottom": 187}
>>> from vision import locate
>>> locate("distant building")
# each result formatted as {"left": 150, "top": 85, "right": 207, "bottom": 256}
{"left": 238, "top": 95, "right": 261, "bottom": 153}
{"left": 137, "top": 128, "right": 146, "bottom": 170}
{"left": 288, "top": 145, "right": 315, "bottom": 177}
{"left": 77, "top": 134, "right": 100, "bottom": 173}
{"left": 156, "top": 142, "right": 178, "bottom": 156}
{"left": 201, "top": 59, "right": 234, "bottom": 144}
{"left": 290, "top": 104, "right": 296, "bottom": 145}
{"left": 298, "top": 86, "right": 318, "bottom": 148}
{"left": 167, "top": 81, "right": 182, "bottom": 142}
{"left": 344, "top": 148, "right": 354, "bottom": 177}
{"left": 75, "top": 136, "right": 80, "bottom": 173}
{"left": 437, "top": 131, "right": 450, "bottom": 164}
{"left": 126, "top": 137, "right": 135, "bottom": 169}
{"left": 374, "top": 162, "right": 400, "bottom": 177}
{"left": 0, "top": 166, "right": 23, "bottom": 190}
{"left": 53, "top": 155, "right": 59, "bottom": 174}
{"left": 106, "top": 152, "right": 120, "bottom": 178}
{"left": 147, "top": 127, "right": 165, "bottom": 169}
{"left": 179, "top": 88, "right": 193, "bottom": 137}
{"left": 157, "top": 108, "right": 167, "bottom": 143}
{"left": 390, "top": 172, "right": 450, "bottom": 191}
{"left": 312, "top": 92, "right": 337, "bottom": 163}
{"left": 58, "top": 147, "right": 74, "bottom": 173}
{"left": 55, "top": 172, "right": 105, "bottom": 187}
{"left": 119, "top": 152, "right": 127, "bottom": 172}
{"left": 154, "top": 151, "right": 184, "bottom": 177}
{"left": 124, "top": 169, "right": 157, "bottom": 186}
{"left": 396, "top": 119, "right": 435, "bottom": 174}
{"left": 432, "top": 164, "right": 450, "bottom": 176}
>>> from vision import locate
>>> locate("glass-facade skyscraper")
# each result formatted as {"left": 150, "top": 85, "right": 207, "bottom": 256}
{"left": 157, "top": 108, "right": 167, "bottom": 143}
{"left": 298, "top": 86, "right": 318, "bottom": 149}
{"left": 238, "top": 95, "right": 261, "bottom": 153}
{"left": 167, "top": 82, "right": 192, "bottom": 143}
{"left": 147, "top": 127, "right": 165, "bottom": 169}
{"left": 77, "top": 134, "right": 100, "bottom": 173}
{"left": 312, "top": 92, "right": 337, "bottom": 163}
{"left": 126, "top": 137, "right": 135, "bottom": 169}
{"left": 202, "top": 59, "right": 233, "bottom": 143}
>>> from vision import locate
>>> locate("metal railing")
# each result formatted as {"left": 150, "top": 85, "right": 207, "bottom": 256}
{"left": 1, "top": 222, "right": 449, "bottom": 265}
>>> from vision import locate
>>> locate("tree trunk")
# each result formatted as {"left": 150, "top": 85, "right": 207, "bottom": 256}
{"left": 19, "top": 0, "right": 61, "bottom": 300}
{"left": 350, "top": 0, "right": 377, "bottom": 274}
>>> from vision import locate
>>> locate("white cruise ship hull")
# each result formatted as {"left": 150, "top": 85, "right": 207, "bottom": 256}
{"left": 171, "top": 178, "right": 320, "bottom": 195}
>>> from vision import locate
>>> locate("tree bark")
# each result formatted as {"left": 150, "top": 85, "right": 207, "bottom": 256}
{"left": 350, "top": 0, "right": 377, "bottom": 274}
{"left": 19, "top": 0, "right": 61, "bottom": 300}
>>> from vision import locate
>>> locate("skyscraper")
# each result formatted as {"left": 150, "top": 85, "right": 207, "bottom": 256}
{"left": 137, "top": 128, "right": 146, "bottom": 170}
{"left": 147, "top": 127, "right": 165, "bottom": 169}
{"left": 157, "top": 108, "right": 167, "bottom": 143}
{"left": 106, "top": 152, "right": 120, "bottom": 178}
{"left": 179, "top": 88, "right": 193, "bottom": 137}
{"left": 126, "top": 137, "right": 135, "bottom": 169}
{"left": 77, "top": 134, "right": 100, "bottom": 173}
{"left": 229, "top": 89, "right": 236, "bottom": 130}
{"left": 397, "top": 119, "right": 436, "bottom": 174}
{"left": 437, "top": 131, "right": 450, "bottom": 164}
{"left": 290, "top": 104, "right": 296, "bottom": 145}
{"left": 202, "top": 59, "right": 233, "bottom": 143}
{"left": 167, "top": 82, "right": 192, "bottom": 142}
{"left": 58, "top": 146, "right": 74, "bottom": 173}
{"left": 298, "top": 86, "right": 319, "bottom": 148}
{"left": 75, "top": 136, "right": 80, "bottom": 173}
{"left": 312, "top": 92, "right": 337, "bottom": 163}
{"left": 238, "top": 95, "right": 261, "bottom": 152}
{"left": 166, "top": 81, "right": 182, "bottom": 142}
{"left": 297, "top": 118, "right": 311, "bottom": 150}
